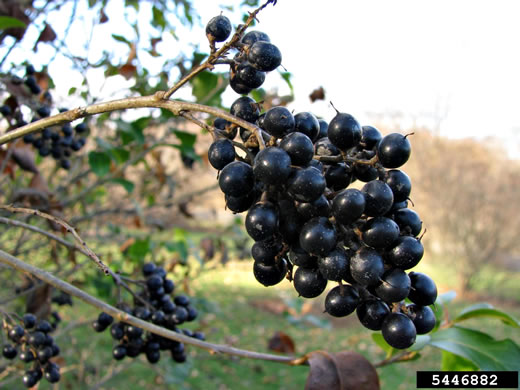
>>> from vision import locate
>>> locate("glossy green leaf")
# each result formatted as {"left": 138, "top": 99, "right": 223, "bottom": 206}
{"left": 112, "top": 34, "right": 131, "bottom": 45}
{"left": 409, "top": 335, "right": 431, "bottom": 352}
{"left": 280, "top": 71, "right": 294, "bottom": 93}
{"left": 371, "top": 333, "right": 397, "bottom": 356}
{"left": 0, "top": 16, "right": 26, "bottom": 30}
{"left": 172, "top": 129, "right": 197, "bottom": 153}
{"left": 88, "top": 151, "right": 111, "bottom": 176}
{"left": 110, "top": 147, "right": 131, "bottom": 165}
{"left": 454, "top": 303, "right": 520, "bottom": 328}
{"left": 110, "top": 178, "right": 134, "bottom": 194}
{"left": 191, "top": 71, "right": 218, "bottom": 102}
{"left": 441, "top": 351, "right": 478, "bottom": 371}
{"left": 152, "top": 6, "right": 166, "bottom": 30}
{"left": 429, "top": 326, "right": 520, "bottom": 371}
{"left": 126, "top": 238, "right": 150, "bottom": 262}
{"left": 436, "top": 290, "right": 457, "bottom": 305}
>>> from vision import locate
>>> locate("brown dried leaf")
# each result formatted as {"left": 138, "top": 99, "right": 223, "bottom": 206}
{"left": 26, "top": 283, "right": 52, "bottom": 320}
{"left": 119, "top": 237, "right": 135, "bottom": 253}
{"left": 11, "top": 144, "right": 38, "bottom": 173}
{"left": 199, "top": 237, "right": 215, "bottom": 261}
{"left": 29, "top": 172, "right": 50, "bottom": 194}
{"left": 119, "top": 63, "right": 136, "bottom": 80}
{"left": 267, "top": 331, "right": 295, "bottom": 354}
{"left": 99, "top": 8, "right": 108, "bottom": 23}
{"left": 305, "top": 351, "right": 380, "bottom": 390}
{"left": 309, "top": 86, "right": 326, "bottom": 103}
{"left": 127, "top": 43, "right": 137, "bottom": 63}
{"left": 33, "top": 23, "right": 57, "bottom": 50}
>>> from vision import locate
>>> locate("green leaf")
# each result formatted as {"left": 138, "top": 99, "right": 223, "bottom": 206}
{"left": 88, "top": 151, "right": 111, "bottom": 176}
{"left": 441, "top": 351, "right": 478, "bottom": 371}
{"left": 191, "top": 71, "right": 218, "bottom": 102}
{"left": 152, "top": 6, "right": 166, "bottom": 30}
{"left": 126, "top": 238, "right": 150, "bottom": 262}
{"left": 112, "top": 34, "right": 131, "bottom": 45}
{"left": 68, "top": 87, "right": 77, "bottom": 95}
{"left": 429, "top": 326, "right": 520, "bottom": 371}
{"left": 172, "top": 129, "right": 196, "bottom": 153}
{"left": 409, "top": 335, "right": 431, "bottom": 352}
{"left": 371, "top": 333, "right": 397, "bottom": 356}
{"left": 110, "top": 147, "right": 130, "bottom": 164}
{"left": 280, "top": 71, "right": 294, "bottom": 93}
{"left": 0, "top": 16, "right": 26, "bottom": 30}
{"left": 110, "top": 178, "right": 134, "bottom": 194}
{"left": 250, "top": 88, "right": 266, "bottom": 102}
{"left": 436, "top": 290, "right": 457, "bottom": 305}
{"left": 454, "top": 303, "right": 520, "bottom": 328}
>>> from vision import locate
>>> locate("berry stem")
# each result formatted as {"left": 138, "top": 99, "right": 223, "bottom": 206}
{"left": 161, "top": 0, "right": 277, "bottom": 100}
{"left": 0, "top": 249, "right": 308, "bottom": 366}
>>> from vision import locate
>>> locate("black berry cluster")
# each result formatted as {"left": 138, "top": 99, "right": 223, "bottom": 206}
{"left": 2, "top": 313, "right": 61, "bottom": 387}
{"left": 0, "top": 64, "right": 89, "bottom": 170}
{"left": 205, "top": 15, "right": 282, "bottom": 95}
{"left": 203, "top": 20, "right": 438, "bottom": 347}
{"left": 92, "top": 263, "right": 204, "bottom": 364}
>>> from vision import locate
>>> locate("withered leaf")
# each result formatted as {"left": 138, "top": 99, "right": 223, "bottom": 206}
{"left": 119, "top": 63, "right": 136, "bottom": 80}
{"left": 26, "top": 283, "right": 52, "bottom": 320}
{"left": 305, "top": 351, "right": 380, "bottom": 390}
{"left": 309, "top": 86, "right": 326, "bottom": 103}
{"left": 33, "top": 22, "right": 57, "bottom": 50}
{"left": 99, "top": 8, "right": 108, "bottom": 23}
{"left": 11, "top": 143, "right": 38, "bottom": 173}
{"left": 267, "top": 331, "right": 296, "bottom": 354}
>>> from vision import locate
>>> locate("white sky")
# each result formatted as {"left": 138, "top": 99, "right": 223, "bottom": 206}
{"left": 3, "top": 0, "right": 520, "bottom": 157}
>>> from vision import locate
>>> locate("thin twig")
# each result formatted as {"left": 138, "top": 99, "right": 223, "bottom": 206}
{"left": 0, "top": 249, "right": 306, "bottom": 366}
{"left": 0, "top": 205, "right": 109, "bottom": 275}
{"left": 373, "top": 351, "right": 417, "bottom": 368}
{"left": 0, "top": 96, "right": 265, "bottom": 153}
{"left": 161, "top": 0, "right": 277, "bottom": 100}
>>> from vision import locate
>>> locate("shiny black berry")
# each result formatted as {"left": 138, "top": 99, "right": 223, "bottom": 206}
{"left": 245, "top": 202, "right": 279, "bottom": 241}
{"left": 208, "top": 139, "right": 235, "bottom": 170}
{"left": 385, "top": 169, "right": 411, "bottom": 203}
{"left": 206, "top": 15, "right": 232, "bottom": 42}
{"left": 253, "top": 147, "right": 291, "bottom": 186}
{"left": 350, "top": 247, "right": 385, "bottom": 286}
{"left": 361, "top": 217, "right": 400, "bottom": 249}
{"left": 375, "top": 268, "right": 411, "bottom": 302}
{"left": 356, "top": 299, "right": 390, "bottom": 330}
{"left": 392, "top": 208, "right": 422, "bottom": 236}
{"left": 293, "top": 267, "right": 327, "bottom": 298}
{"left": 287, "top": 166, "right": 326, "bottom": 203}
{"left": 218, "top": 161, "right": 254, "bottom": 197}
{"left": 385, "top": 236, "right": 424, "bottom": 269}
{"left": 253, "top": 259, "right": 288, "bottom": 286}
{"left": 324, "top": 285, "right": 360, "bottom": 317}
{"left": 241, "top": 30, "right": 270, "bottom": 45}
{"left": 360, "top": 125, "right": 382, "bottom": 149}
{"left": 381, "top": 312, "right": 416, "bottom": 349}
{"left": 318, "top": 247, "right": 350, "bottom": 282}
{"left": 247, "top": 41, "right": 282, "bottom": 72}
{"left": 294, "top": 112, "right": 320, "bottom": 141}
{"left": 332, "top": 188, "right": 365, "bottom": 225}
{"left": 230, "top": 96, "right": 260, "bottom": 123}
{"left": 406, "top": 304, "right": 436, "bottom": 334}
{"left": 299, "top": 217, "right": 336, "bottom": 257}
{"left": 2, "top": 344, "right": 17, "bottom": 359}
{"left": 279, "top": 132, "right": 314, "bottom": 166}
{"left": 327, "top": 112, "right": 362, "bottom": 150}
{"left": 408, "top": 272, "right": 437, "bottom": 306}
{"left": 361, "top": 180, "right": 394, "bottom": 217}
{"left": 262, "top": 106, "right": 295, "bottom": 138}
{"left": 377, "top": 133, "right": 411, "bottom": 168}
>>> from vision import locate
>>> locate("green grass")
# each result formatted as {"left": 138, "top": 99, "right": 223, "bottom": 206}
{"left": 2, "top": 260, "right": 518, "bottom": 390}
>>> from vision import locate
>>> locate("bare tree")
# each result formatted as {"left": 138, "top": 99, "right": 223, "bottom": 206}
{"left": 404, "top": 130, "right": 520, "bottom": 294}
